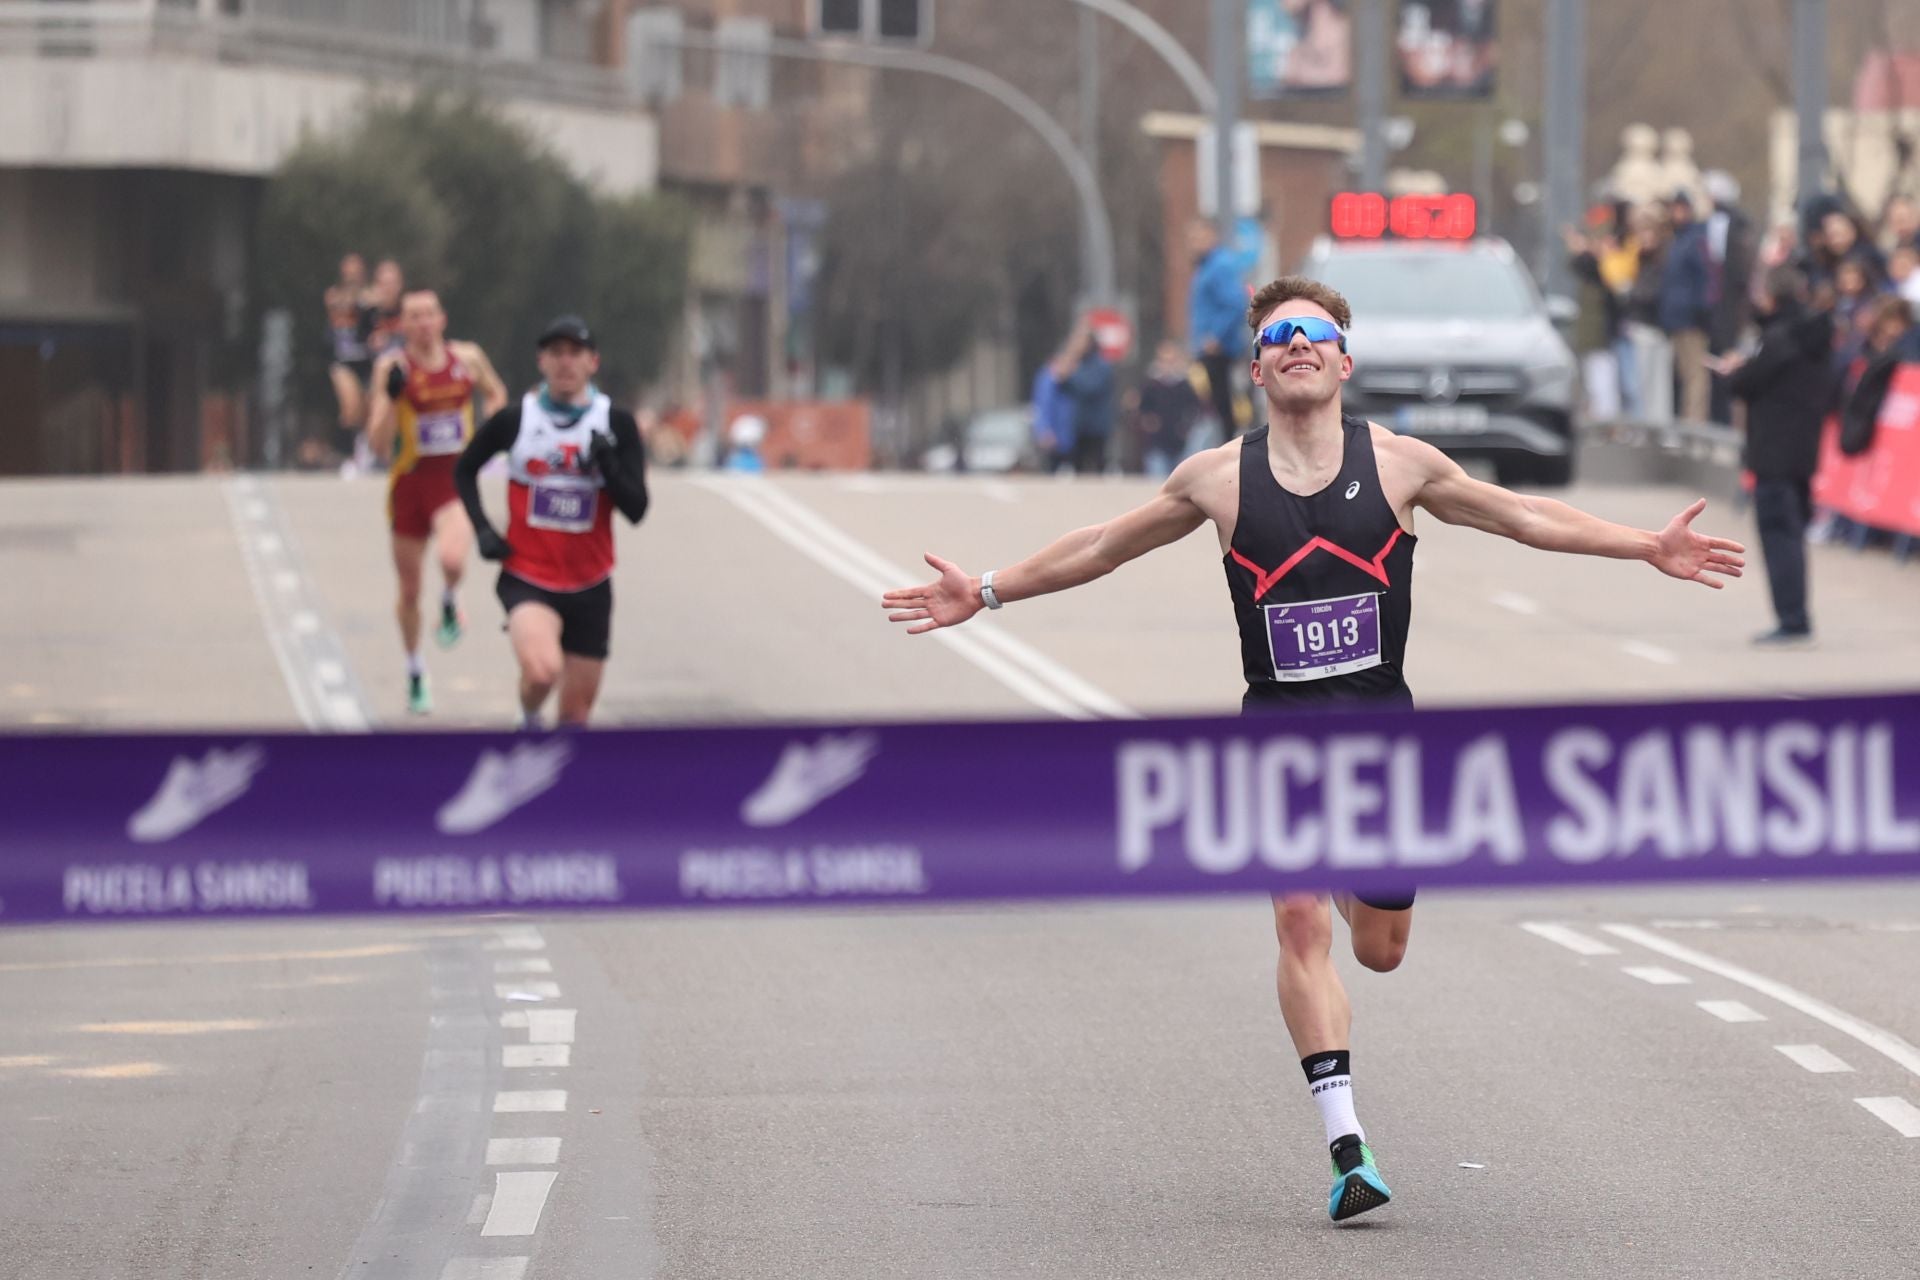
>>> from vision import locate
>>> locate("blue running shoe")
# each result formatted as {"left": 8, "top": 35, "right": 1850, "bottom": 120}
{"left": 1328, "top": 1139, "right": 1391, "bottom": 1222}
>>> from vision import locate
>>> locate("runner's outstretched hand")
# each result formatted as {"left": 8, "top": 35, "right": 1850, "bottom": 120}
{"left": 1651, "top": 499, "right": 1746, "bottom": 588}
{"left": 882, "top": 554, "right": 981, "bottom": 634}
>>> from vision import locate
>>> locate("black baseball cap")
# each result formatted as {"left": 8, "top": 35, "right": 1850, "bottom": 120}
{"left": 537, "top": 315, "right": 596, "bottom": 349}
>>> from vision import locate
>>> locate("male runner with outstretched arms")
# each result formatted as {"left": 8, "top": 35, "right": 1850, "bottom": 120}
{"left": 455, "top": 315, "right": 649, "bottom": 729}
{"left": 367, "top": 289, "right": 508, "bottom": 714}
{"left": 882, "top": 276, "right": 1746, "bottom": 1222}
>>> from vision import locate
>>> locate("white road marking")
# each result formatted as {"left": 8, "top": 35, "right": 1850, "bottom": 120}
{"left": 1621, "top": 640, "right": 1679, "bottom": 665}
{"left": 323, "top": 693, "right": 369, "bottom": 731}
{"left": 486, "top": 1137, "right": 562, "bottom": 1165}
{"left": 1520, "top": 922, "right": 1619, "bottom": 956}
{"left": 440, "top": 1260, "right": 529, "bottom": 1280}
{"left": 1489, "top": 591, "right": 1540, "bottom": 616}
{"left": 1776, "top": 1044, "right": 1854, "bottom": 1074}
{"left": 254, "top": 533, "right": 283, "bottom": 556}
{"left": 1648, "top": 918, "right": 1726, "bottom": 929}
{"left": 1697, "top": 1000, "right": 1767, "bottom": 1023}
{"left": 1605, "top": 924, "right": 1920, "bottom": 1080}
{"left": 499, "top": 1012, "right": 530, "bottom": 1030}
{"left": 493, "top": 1090, "right": 567, "bottom": 1113}
{"left": 243, "top": 499, "right": 269, "bottom": 521}
{"left": 271, "top": 570, "right": 300, "bottom": 594}
{"left": 291, "top": 611, "right": 321, "bottom": 635}
{"left": 691, "top": 475, "right": 1136, "bottom": 721}
{"left": 1622, "top": 965, "right": 1691, "bottom": 985}
{"left": 504, "top": 1044, "right": 571, "bottom": 1069}
{"left": 487, "top": 932, "right": 547, "bottom": 951}
{"left": 315, "top": 660, "right": 347, "bottom": 686}
{"left": 482, "top": 1171, "right": 559, "bottom": 1236}
{"left": 224, "top": 485, "right": 323, "bottom": 730}
{"left": 526, "top": 1009, "right": 577, "bottom": 1045}
{"left": 1855, "top": 1097, "right": 1920, "bottom": 1137}
{"left": 493, "top": 958, "right": 553, "bottom": 974}
{"left": 494, "top": 982, "right": 562, "bottom": 1000}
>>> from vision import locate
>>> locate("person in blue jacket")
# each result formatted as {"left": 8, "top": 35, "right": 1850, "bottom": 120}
{"left": 1189, "top": 218, "right": 1252, "bottom": 437}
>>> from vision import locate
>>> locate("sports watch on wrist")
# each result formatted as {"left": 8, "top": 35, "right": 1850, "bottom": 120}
{"left": 979, "top": 570, "right": 1004, "bottom": 610}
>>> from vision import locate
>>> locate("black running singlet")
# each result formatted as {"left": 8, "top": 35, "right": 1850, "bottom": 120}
{"left": 1225, "top": 415, "right": 1417, "bottom": 709}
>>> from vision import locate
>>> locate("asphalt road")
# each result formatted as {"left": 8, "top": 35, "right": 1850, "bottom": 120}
{"left": 1, "top": 464, "right": 1917, "bottom": 1279}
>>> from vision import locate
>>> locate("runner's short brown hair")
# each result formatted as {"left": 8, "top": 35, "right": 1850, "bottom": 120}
{"left": 1247, "top": 277, "right": 1353, "bottom": 336}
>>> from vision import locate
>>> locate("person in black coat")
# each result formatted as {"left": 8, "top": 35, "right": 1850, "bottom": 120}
{"left": 1711, "top": 267, "right": 1836, "bottom": 644}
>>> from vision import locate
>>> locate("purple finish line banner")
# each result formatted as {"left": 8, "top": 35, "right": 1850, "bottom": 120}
{"left": 3, "top": 692, "right": 1919, "bottom": 925}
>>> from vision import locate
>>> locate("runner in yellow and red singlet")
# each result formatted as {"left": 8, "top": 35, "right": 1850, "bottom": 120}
{"left": 367, "top": 289, "right": 508, "bottom": 715}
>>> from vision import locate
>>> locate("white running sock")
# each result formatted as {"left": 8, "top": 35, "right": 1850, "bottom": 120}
{"left": 1302, "top": 1050, "right": 1363, "bottom": 1146}
{"left": 406, "top": 652, "right": 425, "bottom": 678}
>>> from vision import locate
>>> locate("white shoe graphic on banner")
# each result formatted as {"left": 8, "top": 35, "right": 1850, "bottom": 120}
{"left": 741, "top": 732, "right": 880, "bottom": 829}
{"left": 127, "top": 745, "right": 268, "bottom": 843}
{"left": 436, "top": 739, "right": 574, "bottom": 835}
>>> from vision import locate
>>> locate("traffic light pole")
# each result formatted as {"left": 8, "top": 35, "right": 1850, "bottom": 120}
{"left": 657, "top": 28, "right": 1117, "bottom": 305}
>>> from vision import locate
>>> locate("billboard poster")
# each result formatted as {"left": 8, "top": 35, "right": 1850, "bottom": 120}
{"left": 1247, "top": 0, "right": 1352, "bottom": 98}
{"left": 1398, "top": 0, "right": 1498, "bottom": 99}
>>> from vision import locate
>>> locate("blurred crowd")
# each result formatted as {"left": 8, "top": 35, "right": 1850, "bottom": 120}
{"left": 1564, "top": 182, "right": 1920, "bottom": 428}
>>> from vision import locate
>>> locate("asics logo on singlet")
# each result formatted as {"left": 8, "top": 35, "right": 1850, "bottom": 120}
{"left": 1344, "top": 481, "right": 1361, "bottom": 500}
{"left": 436, "top": 739, "right": 573, "bottom": 835}
{"left": 741, "top": 732, "right": 881, "bottom": 828}
{"left": 127, "top": 745, "right": 267, "bottom": 843}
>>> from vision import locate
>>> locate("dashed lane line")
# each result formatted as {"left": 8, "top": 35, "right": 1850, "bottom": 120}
{"left": 1604, "top": 923, "right": 1920, "bottom": 1079}
{"left": 1855, "top": 1096, "right": 1920, "bottom": 1137}
{"left": 526, "top": 1010, "right": 577, "bottom": 1044}
{"left": 1776, "top": 1044, "right": 1854, "bottom": 1074}
{"left": 486, "top": 1138, "right": 562, "bottom": 1166}
{"left": 1519, "top": 922, "right": 1619, "bottom": 956}
{"left": 1622, "top": 965, "right": 1691, "bottom": 985}
{"left": 1697, "top": 1000, "right": 1767, "bottom": 1023}
{"left": 481, "top": 1171, "right": 559, "bottom": 1237}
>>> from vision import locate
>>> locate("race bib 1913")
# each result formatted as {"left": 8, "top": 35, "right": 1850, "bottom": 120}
{"left": 1263, "top": 592, "right": 1383, "bottom": 682}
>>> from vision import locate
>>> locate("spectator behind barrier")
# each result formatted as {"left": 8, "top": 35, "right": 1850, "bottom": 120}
{"left": 1840, "top": 295, "right": 1919, "bottom": 458}
{"left": 1660, "top": 193, "right": 1714, "bottom": 423}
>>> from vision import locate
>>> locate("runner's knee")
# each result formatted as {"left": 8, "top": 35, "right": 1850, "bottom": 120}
{"left": 1273, "top": 895, "right": 1333, "bottom": 959}
{"left": 522, "top": 652, "right": 563, "bottom": 689}
{"left": 1353, "top": 934, "right": 1407, "bottom": 973}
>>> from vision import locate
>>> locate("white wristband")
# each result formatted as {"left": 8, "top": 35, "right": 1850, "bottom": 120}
{"left": 979, "top": 569, "right": 1004, "bottom": 610}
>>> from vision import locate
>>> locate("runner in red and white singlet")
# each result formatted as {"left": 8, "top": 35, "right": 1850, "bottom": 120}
{"left": 455, "top": 315, "right": 649, "bottom": 729}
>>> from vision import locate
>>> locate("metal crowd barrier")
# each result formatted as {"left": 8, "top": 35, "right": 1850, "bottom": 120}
{"left": 5, "top": 690, "right": 1917, "bottom": 926}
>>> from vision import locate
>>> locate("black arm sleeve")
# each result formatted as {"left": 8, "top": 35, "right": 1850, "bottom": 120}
{"left": 600, "top": 410, "right": 651, "bottom": 525}
{"left": 455, "top": 407, "right": 522, "bottom": 541}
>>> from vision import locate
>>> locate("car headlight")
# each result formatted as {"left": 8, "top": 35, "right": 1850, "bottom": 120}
{"left": 1526, "top": 362, "right": 1576, "bottom": 406}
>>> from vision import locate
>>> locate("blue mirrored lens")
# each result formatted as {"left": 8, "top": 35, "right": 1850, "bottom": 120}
{"left": 1259, "top": 318, "right": 1344, "bottom": 349}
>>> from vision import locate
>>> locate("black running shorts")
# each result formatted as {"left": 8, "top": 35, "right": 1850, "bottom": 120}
{"left": 496, "top": 572, "right": 613, "bottom": 661}
{"left": 1241, "top": 683, "right": 1417, "bottom": 911}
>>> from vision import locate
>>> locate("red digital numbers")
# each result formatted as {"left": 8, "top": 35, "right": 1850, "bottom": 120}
{"left": 1330, "top": 193, "right": 1477, "bottom": 241}
{"left": 1330, "top": 192, "right": 1388, "bottom": 240}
